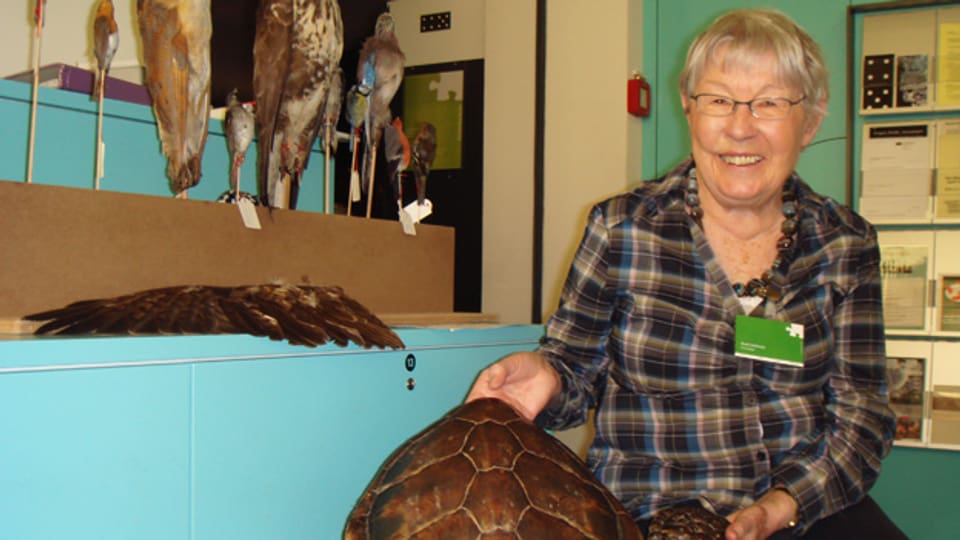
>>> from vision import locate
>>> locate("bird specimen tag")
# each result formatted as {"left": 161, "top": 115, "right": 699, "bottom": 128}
{"left": 402, "top": 198, "right": 433, "bottom": 224}
{"left": 399, "top": 206, "right": 416, "bottom": 236}
{"left": 237, "top": 198, "right": 261, "bottom": 229}
{"left": 350, "top": 170, "right": 362, "bottom": 201}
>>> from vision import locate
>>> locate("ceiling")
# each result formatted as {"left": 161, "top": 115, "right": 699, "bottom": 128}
{"left": 210, "top": 0, "right": 389, "bottom": 107}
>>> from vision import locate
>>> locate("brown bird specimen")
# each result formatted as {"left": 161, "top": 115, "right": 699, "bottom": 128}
{"left": 24, "top": 283, "right": 404, "bottom": 350}
{"left": 254, "top": 0, "right": 344, "bottom": 209}
{"left": 136, "top": 0, "right": 212, "bottom": 198}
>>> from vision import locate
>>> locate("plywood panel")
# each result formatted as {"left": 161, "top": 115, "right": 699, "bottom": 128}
{"left": 0, "top": 180, "right": 454, "bottom": 320}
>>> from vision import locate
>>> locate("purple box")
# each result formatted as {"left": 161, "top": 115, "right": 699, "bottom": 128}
{"left": 6, "top": 63, "right": 151, "bottom": 106}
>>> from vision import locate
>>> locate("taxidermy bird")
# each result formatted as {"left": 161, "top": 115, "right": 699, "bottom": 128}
{"left": 411, "top": 122, "right": 437, "bottom": 206}
{"left": 93, "top": 0, "right": 119, "bottom": 190}
{"left": 322, "top": 67, "right": 344, "bottom": 155}
{"left": 224, "top": 88, "right": 255, "bottom": 200}
{"left": 382, "top": 117, "right": 410, "bottom": 208}
{"left": 344, "top": 84, "right": 368, "bottom": 153}
{"left": 93, "top": 0, "right": 119, "bottom": 101}
{"left": 344, "top": 83, "right": 368, "bottom": 215}
{"left": 137, "top": 0, "right": 212, "bottom": 198}
{"left": 24, "top": 283, "right": 404, "bottom": 350}
{"left": 322, "top": 67, "right": 344, "bottom": 213}
{"left": 254, "top": 0, "right": 344, "bottom": 210}
{"left": 357, "top": 11, "right": 405, "bottom": 217}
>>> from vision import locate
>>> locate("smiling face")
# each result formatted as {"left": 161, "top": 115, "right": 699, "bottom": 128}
{"left": 681, "top": 49, "right": 823, "bottom": 213}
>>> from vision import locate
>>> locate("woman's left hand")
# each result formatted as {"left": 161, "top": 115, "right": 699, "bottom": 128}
{"left": 725, "top": 488, "right": 798, "bottom": 540}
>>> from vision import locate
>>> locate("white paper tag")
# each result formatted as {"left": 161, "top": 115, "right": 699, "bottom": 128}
{"left": 349, "top": 170, "right": 361, "bottom": 202}
{"left": 399, "top": 204, "right": 417, "bottom": 235}
{"left": 238, "top": 198, "right": 262, "bottom": 230}
{"left": 402, "top": 199, "right": 433, "bottom": 224}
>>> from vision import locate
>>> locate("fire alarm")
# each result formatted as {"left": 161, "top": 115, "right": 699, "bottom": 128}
{"left": 628, "top": 73, "right": 651, "bottom": 117}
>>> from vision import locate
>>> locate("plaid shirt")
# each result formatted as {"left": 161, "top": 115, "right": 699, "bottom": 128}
{"left": 536, "top": 159, "right": 895, "bottom": 533}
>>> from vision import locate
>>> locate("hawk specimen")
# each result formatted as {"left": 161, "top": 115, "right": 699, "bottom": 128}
{"left": 254, "top": 0, "right": 344, "bottom": 209}
{"left": 24, "top": 283, "right": 404, "bottom": 350}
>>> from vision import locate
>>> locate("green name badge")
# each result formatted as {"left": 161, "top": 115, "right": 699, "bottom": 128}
{"left": 734, "top": 315, "right": 804, "bottom": 367}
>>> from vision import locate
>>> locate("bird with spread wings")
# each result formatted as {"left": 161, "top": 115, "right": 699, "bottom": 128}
{"left": 24, "top": 283, "right": 404, "bottom": 350}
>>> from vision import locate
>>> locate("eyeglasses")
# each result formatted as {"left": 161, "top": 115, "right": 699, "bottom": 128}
{"left": 689, "top": 94, "right": 806, "bottom": 120}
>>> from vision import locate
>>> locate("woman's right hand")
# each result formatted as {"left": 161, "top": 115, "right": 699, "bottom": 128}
{"left": 466, "top": 351, "right": 562, "bottom": 421}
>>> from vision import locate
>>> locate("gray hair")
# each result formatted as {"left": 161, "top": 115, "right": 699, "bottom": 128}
{"left": 679, "top": 9, "right": 828, "bottom": 120}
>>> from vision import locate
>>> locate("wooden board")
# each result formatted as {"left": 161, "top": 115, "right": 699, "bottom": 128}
{"left": 0, "top": 180, "right": 455, "bottom": 320}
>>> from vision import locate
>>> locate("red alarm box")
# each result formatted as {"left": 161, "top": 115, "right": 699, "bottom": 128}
{"left": 628, "top": 75, "right": 651, "bottom": 117}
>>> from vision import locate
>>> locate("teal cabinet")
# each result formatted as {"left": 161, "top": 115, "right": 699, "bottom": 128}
{"left": 0, "top": 325, "right": 542, "bottom": 539}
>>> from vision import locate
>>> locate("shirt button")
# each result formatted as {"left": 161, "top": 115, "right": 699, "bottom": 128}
{"left": 757, "top": 451, "right": 767, "bottom": 461}
{"left": 745, "top": 395, "right": 757, "bottom": 406}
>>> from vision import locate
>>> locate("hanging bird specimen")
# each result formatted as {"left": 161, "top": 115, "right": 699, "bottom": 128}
{"left": 321, "top": 67, "right": 344, "bottom": 213}
{"left": 24, "top": 283, "right": 404, "bottom": 350}
{"left": 254, "top": 0, "right": 344, "bottom": 210}
{"left": 357, "top": 11, "right": 405, "bottom": 218}
{"left": 411, "top": 122, "right": 437, "bottom": 206}
{"left": 136, "top": 0, "right": 212, "bottom": 198}
{"left": 93, "top": 0, "right": 119, "bottom": 190}
{"left": 223, "top": 88, "right": 255, "bottom": 201}
{"left": 382, "top": 117, "right": 409, "bottom": 210}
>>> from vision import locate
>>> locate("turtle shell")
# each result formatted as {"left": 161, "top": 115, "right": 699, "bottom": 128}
{"left": 647, "top": 506, "right": 728, "bottom": 540}
{"left": 344, "top": 397, "right": 643, "bottom": 539}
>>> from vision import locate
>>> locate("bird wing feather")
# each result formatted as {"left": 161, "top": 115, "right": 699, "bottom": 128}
{"left": 24, "top": 284, "right": 404, "bottom": 350}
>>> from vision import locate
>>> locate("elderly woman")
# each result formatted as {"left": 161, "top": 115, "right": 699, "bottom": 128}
{"left": 468, "top": 9, "right": 906, "bottom": 540}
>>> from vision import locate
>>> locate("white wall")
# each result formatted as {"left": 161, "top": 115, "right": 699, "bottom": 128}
{"left": 479, "top": 0, "right": 537, "bottom": 325}
{"left": 391, "top": 0, "right": 537, "bottom": 325}
{"left": 392, "top": 0, "right": 644, "bottom": 324}
{"left": 0, "top": 0, "right": 144, "bottom": 83}
{"left": 542, "top": 0, "right": 644, "bottom": 318}
{"left": 390, "top": 0, "right": 486, "bottom": 65}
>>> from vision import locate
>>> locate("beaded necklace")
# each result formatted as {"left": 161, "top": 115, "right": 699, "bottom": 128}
{"left": 683, "top": 167, "right": 798, "bottom": 302}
